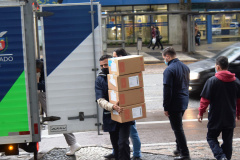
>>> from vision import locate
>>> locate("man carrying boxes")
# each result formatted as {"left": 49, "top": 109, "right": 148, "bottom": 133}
{"left": 95, "top": 55, "right": 133, "bottom": 160}
{"left": 109, "top": 48, "right": 146, "bottom": 160}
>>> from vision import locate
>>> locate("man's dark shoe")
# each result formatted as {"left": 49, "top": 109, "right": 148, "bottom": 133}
{"left": 104, "top": 153, "right": 115, "bottom": 159}
{"left": 174, "top": 156, "right": 191, "bottom": 160}
{"left": 173, "top": 150, "right": 180, "bottom": 156}
{"left": 131, "top": 157, "right": 142, "bottom": 160}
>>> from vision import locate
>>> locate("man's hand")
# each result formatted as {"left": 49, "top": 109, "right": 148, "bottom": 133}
{"left": 113, "top": 104, "right": 123, "bottom": 114}
{"left": 164, "top": 111, "right": 169, "bottom": 117}
{"left": 236, "top": 115, "right": 240, "bottom": 121}
{"left": 198, "top": 114, "right": 203, "bottom": 123}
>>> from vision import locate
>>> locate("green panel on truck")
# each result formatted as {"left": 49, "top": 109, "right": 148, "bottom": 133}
{"left": 0, "top": 71, "right": 29, "bottom": 137}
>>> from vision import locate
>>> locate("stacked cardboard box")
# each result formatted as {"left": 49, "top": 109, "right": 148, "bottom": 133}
{"left": 108, "top": 55, "right": 146, "bottom": 123}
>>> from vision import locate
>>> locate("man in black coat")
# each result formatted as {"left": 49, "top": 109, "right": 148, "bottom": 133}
{"left": 198, "top": 56, "right": 240, "bottom": 160}
{"left": 162, "top": 47, "right": 191, "bottom": 160}
{"left": 95, "top": 55, "right": 133, "bottom": 160}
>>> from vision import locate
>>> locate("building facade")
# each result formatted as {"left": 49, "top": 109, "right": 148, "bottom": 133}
{"left": 38, "top": 0, "right": 240, "bottom": 45}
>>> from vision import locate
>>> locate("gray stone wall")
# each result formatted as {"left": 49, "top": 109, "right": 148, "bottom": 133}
{"left": 168, "top": 4, "right": 182, "bottom": 45}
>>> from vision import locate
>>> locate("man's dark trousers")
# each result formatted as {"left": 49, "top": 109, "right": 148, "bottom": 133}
{"left": 109, "top": 122, "right": 131, "bottom": 160}
{"left": 168, "top": 111, "right": 190, "bottom": 156}
{"left": 207, "top": 128, "right": 234, "bottom": 160}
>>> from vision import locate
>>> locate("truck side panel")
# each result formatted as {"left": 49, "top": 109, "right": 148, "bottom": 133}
{"left": 0, "top": 6, "right": 32, "bottom": 144}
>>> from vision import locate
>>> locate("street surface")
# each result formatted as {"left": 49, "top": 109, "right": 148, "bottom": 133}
{"left": 1, "top": 63, "right": 240, "bottom": 160}
{"left": 38, "top": 63, "right": 240, "bottom": 159}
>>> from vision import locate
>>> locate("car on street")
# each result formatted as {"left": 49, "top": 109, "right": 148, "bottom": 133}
{"left": 188, "top": 42, "right": 240, "bottom": 95}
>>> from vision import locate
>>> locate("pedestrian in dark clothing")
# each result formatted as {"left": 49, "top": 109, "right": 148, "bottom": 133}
{"left": 198, "top": 56, "right": 240, "bottom": 160}
{"left": 95, "top": 55, "right": 133, "bottom": 160}
{"left": 152, "top": 27, "right": 163, "bottom": 50}
{"left": 147, "top": 25, "right": 155, "bottom": 49}
{"left": 36, "top": 59, "right": 46, "bottom": 116}
{"left": 162, "top": 47, "right": 191, "bottom": 160}
{"left": 195, "top": 30, "right": 201, "bottom": 46}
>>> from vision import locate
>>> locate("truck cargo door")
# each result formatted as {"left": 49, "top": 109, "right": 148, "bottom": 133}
{"left": 40, "top": 3, "right": 103, "bottom": 134}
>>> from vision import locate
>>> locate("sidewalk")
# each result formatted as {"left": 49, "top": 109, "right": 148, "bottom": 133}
{"left": 38, "top": 139, "right": 240, "bottom": 160}
{"left": 106, "top": 41, "right": 237, "bottom": 64}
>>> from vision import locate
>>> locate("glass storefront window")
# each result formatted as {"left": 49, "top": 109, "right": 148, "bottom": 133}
{"left": 134, "top": 15, "right": 150, "bottom": 43}
{"left": 104, "top": 5, "right": 169, "bottom": 45}
{"left": 102, "top": 6, "right": 115, "bottom": 14}
{"left": 212, "top": 13, "right": 240, "bottom": 39}
{"left": 107, "top": 16, "right": 122, "bottom": 41}
{"left": 124, "top": 16, "right": 134, "bottom": 44}
{"left": 151, "top": 5, "right": 167, "bottom": 11}
{"left": 116, "top": 6, "right": 132, "bottom": 12}
{"left": 194, "top": 15, "right": 207, "bottom": 40}
{"left": 134, "top": 5, "right": 151, "bottom": 12}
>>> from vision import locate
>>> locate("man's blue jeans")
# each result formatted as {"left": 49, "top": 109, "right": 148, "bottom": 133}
{"left": 130, "top": 121, "right": 141, "bottom": 157}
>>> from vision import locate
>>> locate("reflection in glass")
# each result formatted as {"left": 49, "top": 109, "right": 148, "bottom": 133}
{"left": 212, "top": 14, "right": 240, "bottom": 39}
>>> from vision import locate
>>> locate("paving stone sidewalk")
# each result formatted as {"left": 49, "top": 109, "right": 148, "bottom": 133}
{"left": 38, "top": 140, "right": 240, "bottom": 160}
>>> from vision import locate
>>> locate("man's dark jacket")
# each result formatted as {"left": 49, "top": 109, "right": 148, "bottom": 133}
{"left": 163, "top": 58, "right": 190, "bottom": 111}
{"left": 95, "top": 72, "right": 117, "bottom": 132}
{"left": 201, "top": 71, "right": 240, "bottom": 129}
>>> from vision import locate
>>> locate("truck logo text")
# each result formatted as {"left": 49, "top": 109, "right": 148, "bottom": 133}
{"left": 0, "top": 31, "right": 8, "bottom": 53}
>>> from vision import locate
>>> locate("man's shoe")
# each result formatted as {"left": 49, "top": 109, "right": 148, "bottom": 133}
{"left": 131, "top": 157, "right": 142, "bottom": 160}
{"left": 104, "top": 153, "right": 115, "bottom": 159}
{"left": 174, "top": 156, "right": 191, "bottom": 160}
{"left": 66, "top": 143, "right": 81, "bottom": 156}
{"left": 173, "top": 150, "right": 180, "bottom": 156}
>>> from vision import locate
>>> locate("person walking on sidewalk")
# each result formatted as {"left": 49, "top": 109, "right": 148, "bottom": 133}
{"left": 95, "top": 55, "right": 133, "bottom": 160}
{"left": 36, "top": 59, "right": 81, "bottom": 156}
{"left": 198, "top": 56, "right": 240, "bottom": 160}
{"left": 111, "top": 48, "right": 142, "bottom": 160}
{"left": 162, "top": 47, "right": 191, "bottom": 160}
{"left": 152, "top": 27, "right": 163, "bottom": 50}
{"left": 147, "top": 25, "right": 155, "bottom": 49}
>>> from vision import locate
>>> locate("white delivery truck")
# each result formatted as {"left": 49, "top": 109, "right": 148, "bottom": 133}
{"left": 0, "top": 1, "right": 103, "bottom": 159}
{"left": 0, "top": 0, "right": 41, "bottom": 159}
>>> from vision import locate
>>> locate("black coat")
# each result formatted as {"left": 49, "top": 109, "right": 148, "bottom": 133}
{"left": 95, "top": 72, "right": 117, "bottom": 132}
{"left": 201, "top": 76, "right": 240, "bottom": 129}
{"left": 163, "top": 58, "right": 190, "bottom": 111}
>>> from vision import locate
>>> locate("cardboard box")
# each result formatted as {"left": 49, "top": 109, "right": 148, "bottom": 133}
{"left": 108, "top": 55, "right": 145, "bottom": 75}
{"left": 111, "top": 103, "right": 146, "bottom": 123}
{"left": 108, "top": 72, "right": 143, "bottom": 91}
{"left": 108, "top": 88, "right": 145, "bottom": 107}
